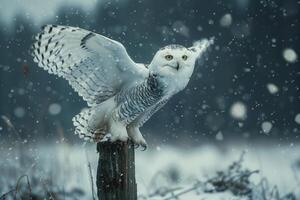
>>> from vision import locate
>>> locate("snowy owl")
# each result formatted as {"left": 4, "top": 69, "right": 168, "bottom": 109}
{"left": 32, "top": 25, "right": 213, "bottom": 149}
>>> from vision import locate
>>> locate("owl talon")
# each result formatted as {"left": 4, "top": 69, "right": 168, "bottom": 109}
{"left": 134, "top": 144, "right": 140, "bottom": 149}
{"left": 141, "top": 144, "right": 147, "bottom": 151}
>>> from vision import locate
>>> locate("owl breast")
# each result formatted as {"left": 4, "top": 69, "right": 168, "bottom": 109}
{"left": 114, "top": 73, "right": 165, "bottom": 125}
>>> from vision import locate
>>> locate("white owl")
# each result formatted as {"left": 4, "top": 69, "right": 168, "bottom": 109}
{"left": 32, "top": 25, "right": 213, "bottom": 149}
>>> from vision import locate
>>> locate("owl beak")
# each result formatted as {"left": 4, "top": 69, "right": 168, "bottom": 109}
{"left": 176, "top": 62, "right": 180, "bottom": 70}
{"left": 165, "top": 62, "right": 180, "bottom": 70}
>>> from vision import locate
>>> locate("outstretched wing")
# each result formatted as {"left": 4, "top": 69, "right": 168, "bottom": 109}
{"left": 32, "top": 25, "right": 148, "bottom": 106}
{"left": 188, "top": 38, "right": 214, "bottom": 59}
{"left": 134, "top": 98, "right": 169, "bottom": 127}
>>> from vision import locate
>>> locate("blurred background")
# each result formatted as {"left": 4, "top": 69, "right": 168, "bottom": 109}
{"left": 0, "top": 0, "right": 300, "bottom": 199}
{"left": 0, "top": 0, "right": 299, "bottom": 145}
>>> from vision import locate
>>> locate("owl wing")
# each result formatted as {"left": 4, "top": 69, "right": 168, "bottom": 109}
{"left": 188, "top": 38, "right": 214, "bottom": 59}
{"left": 135, "top": 98, "right": 169, "bottom": 127}
{"left": 32, "top": 25, "right": 148, "bottom": 107}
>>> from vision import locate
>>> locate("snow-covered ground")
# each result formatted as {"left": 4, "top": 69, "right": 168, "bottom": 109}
{"left": 0, "top": 142, "right": 299, "bottom": 199}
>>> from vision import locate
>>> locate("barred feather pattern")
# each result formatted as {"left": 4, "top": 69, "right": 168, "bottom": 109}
{"left": 32, "top": 25, "right": 117, "bottom": 106}
{"left": 135, "top": 98, "right": 169, "bottom": 127}
{"left": 115, "top": 73, "right": 165, "bottom": 125}
{"left": 72, "top": 108, "right": 107, "bottom": 142}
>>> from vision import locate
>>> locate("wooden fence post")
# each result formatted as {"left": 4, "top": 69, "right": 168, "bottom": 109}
{"left": 96, "top": 140, "right": 137, "bottom": 200}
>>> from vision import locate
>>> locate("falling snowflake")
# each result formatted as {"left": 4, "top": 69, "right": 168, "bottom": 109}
{"left": 14, "top": 107, "right": 25, "bottom": 118}
{"left": 283, "top": 48, "right": 297, "bottom": 63}
{"left": 48, "top": 103, "right": 62, "bottom": 115}
{"left": 261, "top": 121, "right": 272, "bottom": 134}
{"left": 295, "top": 114, "right": 300, "bottom": 125}
{"left": 230, "top": 102, "right": 247, "bottom": 120}
{"left": 266, "top": 83, "right": 279, "bottom": 94}
{"left": 172, "top": 21, "right": 189, "bottom": 37}
{"left": 219, "top": 13, "right": 232, "bottom": 27}
{"left": 215, "top": 131, "right": 224, "bottom": 141}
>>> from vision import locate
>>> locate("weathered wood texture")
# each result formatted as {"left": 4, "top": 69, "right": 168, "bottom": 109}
{"left": 96, "top": 141, "right": 137, "bottom": 200}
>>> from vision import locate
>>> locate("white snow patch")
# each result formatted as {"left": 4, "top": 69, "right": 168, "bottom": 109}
{"left": 14, "top": 107, "right": 25, "bottom": 118}
{"left": 267, "top": 83, "right": 279, "bottom": 94}
{"left": 261, "top": 121, "right": 272, "bottom": 134}
{"left": 283, "top": 48, "right": 298, "bottom": 63}
{"left": 220, "top": 13, "right": 232, "bottom": 27}
{"left": 230, "top": 102, "right": 247, "bottom": 120}
{"left": 48, "top": 103, "right": 62, "bottom": 115}
{"left": 295, "top": 113, "right": 300, "bottom": 125}
{"left": 0, "top": 143, "right": 300, "bottom": 199}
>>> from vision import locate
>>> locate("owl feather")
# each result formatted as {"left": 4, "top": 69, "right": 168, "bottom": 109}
{"left": 32, "top": 25, "right": 213, "bottom": 145}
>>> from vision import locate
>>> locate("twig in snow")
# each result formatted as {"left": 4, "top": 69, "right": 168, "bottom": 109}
{"left": 0, "top": 174, "right": 32, "bottom": 200}
{"left": 85, "top": 149, "right": 96, "bottom": 200}
{"left": 88, "top": 161, "right": 96, "bottom": 200}
{"left": 14, "top": 174, "right": 32, "bottom": 199}
{"left": 0, "top": 189, "right": 15, "bottom": 200}
{"left": 148, "top": 152, "right": 259, "bottom": 200}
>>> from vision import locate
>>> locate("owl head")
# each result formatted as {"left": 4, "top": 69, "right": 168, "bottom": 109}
{"left": 149, "top": 38, "right": 213, "bottom": 94}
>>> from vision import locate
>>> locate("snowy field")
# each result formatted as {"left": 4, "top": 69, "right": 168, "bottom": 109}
{"left": 0, "top": 141, "right": 299, "bottom": 199}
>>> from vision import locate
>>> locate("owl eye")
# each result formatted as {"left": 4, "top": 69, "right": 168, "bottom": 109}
{"left": 182, "top": 55, "right": 188, "bottom": 61}
{"left": 165, "top": 55, "right": 173, "bottom": 61}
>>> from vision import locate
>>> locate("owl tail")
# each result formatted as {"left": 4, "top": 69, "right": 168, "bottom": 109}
{"left": 72, "top": 108, "right": 107, "bottom": 142}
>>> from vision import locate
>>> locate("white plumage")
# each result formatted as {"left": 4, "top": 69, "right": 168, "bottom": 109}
{"left": 32, "top": 25, "right": 213, "bottom": 148}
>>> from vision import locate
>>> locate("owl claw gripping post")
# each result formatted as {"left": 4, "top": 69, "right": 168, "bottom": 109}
{"left": 32, "top": 25, "right": 213, "bottom": 149}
